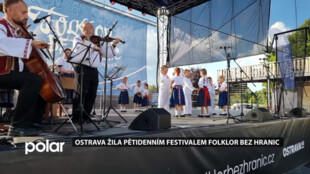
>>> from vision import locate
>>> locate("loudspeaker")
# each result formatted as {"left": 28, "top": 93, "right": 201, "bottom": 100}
{"left": 288, "top": 107, "right": 306, "bottom": 117}
{"left": 129, "top": 108, "right": 171, "bottom": 131}
{"left": 245, "top": 107, "right": 271, "bottom": 122}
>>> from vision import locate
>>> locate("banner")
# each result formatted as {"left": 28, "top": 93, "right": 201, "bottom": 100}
{"left": 0, "top": 0, "right": 148, "bottom": 95}
{"left": 276, "top": 33, "right": 296, "bottom": 90}
{"left": 1, "top": 117, "right": 310, "bottom": 173}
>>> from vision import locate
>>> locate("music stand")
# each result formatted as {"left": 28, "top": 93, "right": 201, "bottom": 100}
{"left": 99, "top": 67, "right": 127, "bottom": 127}
{"left": 55, "top": 41, "right": 99, "bottom": 132}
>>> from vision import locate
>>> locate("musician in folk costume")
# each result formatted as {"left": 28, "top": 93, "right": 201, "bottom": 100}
{"left": 55, "top": 48, "right": 74, "bottom": 74}
{"left": 0, "top": 0, "right": 50, "bottom": 136}
{"left": 71, "top": 22, "right": 121, "bottom": 122}
{"left": 55, "top": 48, "right": 75, "bottom": 104}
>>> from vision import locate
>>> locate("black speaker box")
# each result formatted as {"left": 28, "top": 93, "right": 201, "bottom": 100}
{"left": 245, "top": 107, "right": 271, "bottom": 122}
{"left": 129, "top": 108, "right": 171, "bottom": 131}
{"left": 288, "top": 107, "right": 306, "bottom": 117}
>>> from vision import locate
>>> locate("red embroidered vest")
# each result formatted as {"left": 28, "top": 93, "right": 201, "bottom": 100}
{"left": 0, "top": 18, "right": 15, "bottom": 75}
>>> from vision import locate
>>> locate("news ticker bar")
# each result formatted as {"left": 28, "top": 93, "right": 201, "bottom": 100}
{"left": 72, "top": 138, "right": 284, "bottom": 147}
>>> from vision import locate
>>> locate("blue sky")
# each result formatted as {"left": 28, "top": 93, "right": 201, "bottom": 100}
{"left": 270, "top": 0, "right": 310, "bottom": 29}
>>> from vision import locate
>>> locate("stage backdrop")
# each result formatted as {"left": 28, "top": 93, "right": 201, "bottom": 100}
{"left": 169, "top": 0, "right": 271, "bottom": 67}
{"left": 0, "top": 0, "right": 147, "bottom": 95}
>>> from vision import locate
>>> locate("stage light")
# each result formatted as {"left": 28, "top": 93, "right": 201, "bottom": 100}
{"left": 141, "top": 8, "right": 147, "bottom": 16}
{"left": 128, "top": 4, "right": 133, "bottom": 11}
{"left": 110, "top": 0, "right": 115, "bottom": 5}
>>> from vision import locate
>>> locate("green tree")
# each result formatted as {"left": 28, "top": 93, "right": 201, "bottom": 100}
{"left": 287, "top": 19, "right": 310, "bottom": 58}
{"left": 149, "top": 85, "right": 157, "bottom": 93}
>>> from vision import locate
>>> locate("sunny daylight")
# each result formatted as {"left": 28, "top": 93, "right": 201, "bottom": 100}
{"left": 0, "top": 0, "right": 309, "bottom": 174}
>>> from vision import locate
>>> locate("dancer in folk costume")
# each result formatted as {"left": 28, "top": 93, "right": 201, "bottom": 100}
{"left": 197, "top": 69, "right": 211, "bottom": 117}
{"left": 141, "top": 83, "right": 150, "bottom": 110}
{"left": 116, "top": 77, "right": 130, "bottom": 112}
{"left": 158, "top": 65, "right": 170, "bottom": 111}
{"left": 170, "top": 68, "right": 186, "bottom": 117}
{"left": 133, "top": 80, "right": 143, "bottom": 112}
{"left": 207, "top": 77, "right": 216, "bottom": 115}
{"left": 183, "top": 69, "right": 198, "bottom": 116}
{"left": 218, "top": 76, "right": 228, "bottom": 115}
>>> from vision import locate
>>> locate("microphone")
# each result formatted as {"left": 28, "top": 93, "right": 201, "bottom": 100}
{"left": 119, "top": 65, "right": 126, "bottom": 70}
{"left": 109, "top": 21, "right": 118, "bottom": 31}
{"left": 34, "top": 15, "right": 51, "bottom": 24}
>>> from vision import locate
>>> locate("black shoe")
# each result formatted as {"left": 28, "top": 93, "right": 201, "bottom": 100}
{"left": 8, "top": 127, "right": 42, "bottom": 137}
{"left": 198, "top": 115, "right": 204, "bottom": 117}
{"left": 187, "top": 114, "right": 192, "bottom": 117}
{"left": 180, "top": 115, "right": 186, "bottom": 117}
{"left": 205, "top": 114, "right": 211, "bottom": 118}
{"left": 212, "top": 113, "right": 217, "bottom": 115}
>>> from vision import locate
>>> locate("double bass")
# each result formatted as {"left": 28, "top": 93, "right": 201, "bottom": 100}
{"left": 0, "top": 3, "right": 65, "bottom": 103}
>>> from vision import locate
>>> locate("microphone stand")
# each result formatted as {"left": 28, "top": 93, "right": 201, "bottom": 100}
{"left": 98, "top": 21, "right": 126, "bottom": 126}
{"left": 42, "top": 18, "right": 66, "bottom": 54}
{"left": 232, "top": 58, "right": 256, "bottom": 118}
{"left": 261, "top": 58, "right": 277, "bottom": 112}
{"left": 37, "top": 18, "right": 67, "bottom": 124}
{"left": 102, "top": 67, "right": 127, "bottom": 127}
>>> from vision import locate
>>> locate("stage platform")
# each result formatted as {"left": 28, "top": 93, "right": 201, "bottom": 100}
{"left": 1, "top": 109, "right": 310, "bottom": 173}
{"left": 0, "top": 109, "right": 244, "bottom": 141}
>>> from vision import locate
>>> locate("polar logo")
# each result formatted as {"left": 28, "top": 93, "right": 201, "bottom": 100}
{"left": 25, "top": 140, "right": 65, "bottom": 155}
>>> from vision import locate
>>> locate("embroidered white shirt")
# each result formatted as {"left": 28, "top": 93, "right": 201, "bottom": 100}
{"left": 171, "top": 75, "right": 184, "bottom": 87}
{"left": 116, "top": 82, "right": 130, "bottom": 90}
{"left": 134, "top": 85, "right": 143, "bottom": 94}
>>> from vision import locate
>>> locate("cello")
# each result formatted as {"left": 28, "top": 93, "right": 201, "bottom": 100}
{"left": 19, "top": 24, "right": 66, "bottom": 103}
{"left": 0, "top": 4, "right": 65, "bottom": 103}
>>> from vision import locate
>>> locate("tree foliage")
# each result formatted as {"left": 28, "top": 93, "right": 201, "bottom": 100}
{"left": 287, "top": 19, "right": 310, "bottom": 58}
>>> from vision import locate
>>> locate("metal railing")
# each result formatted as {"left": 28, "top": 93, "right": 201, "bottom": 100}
{"left": 217, "top": 57, "right": 310, "bottom": 82}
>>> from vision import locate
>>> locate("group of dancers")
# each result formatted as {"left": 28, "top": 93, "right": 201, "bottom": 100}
{"left": 116, "top": 77, "right": 150, "bottom": 112}
{"left": 157, "top": 65, "right": 228, "bottom": 117}
{"left": 115, "top": 65, "right": 229, "bottom": 117}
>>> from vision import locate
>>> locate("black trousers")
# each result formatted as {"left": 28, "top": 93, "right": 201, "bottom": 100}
{"left": 0, "top": 70, "right": 46, "bottom": 128}
{"left": 72, "top": 65, "right": 98, "bottom": 119}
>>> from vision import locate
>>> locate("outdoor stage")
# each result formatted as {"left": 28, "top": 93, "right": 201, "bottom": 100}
{"left": 1, "top": 109, "right": 310, "bottom": 174}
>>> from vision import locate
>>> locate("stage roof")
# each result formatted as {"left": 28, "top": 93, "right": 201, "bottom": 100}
{"left": 110, "top": 0, "right": 210, "bottom": 16}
